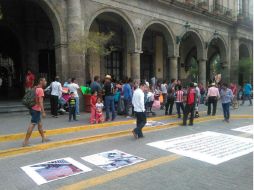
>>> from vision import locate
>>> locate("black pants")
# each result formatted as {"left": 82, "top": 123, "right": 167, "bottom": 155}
{"left": 183, "top": 104, "right": 195, "bottom": 125}
{"left": 165, "top": 98, "right": 174, "bottom": 115}
{"left": 207, "top": 96, "right": 217, "bottom": 116}
{"left": 69, "top": 107, "right": 76, "bottom": 121}
{"left": 134, "top": 112, "right": 147, "bottom": 138}
{"left": 176, "top": 102, "right": 185, "bottom": 118}
{"left": 50, "top": 95, "right": 59, "bottom": 116}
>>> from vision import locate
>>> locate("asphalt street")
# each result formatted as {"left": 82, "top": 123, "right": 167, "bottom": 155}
{"left": 0, "top": 104, "right": 252, "bottom": 190}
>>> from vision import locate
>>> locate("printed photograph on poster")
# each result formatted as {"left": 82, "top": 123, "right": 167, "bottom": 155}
{"left": 21, "top": 157, "right": 92, "bottom": 185}
{"left": 147, "top": 131, "right": 253, "bottom": 165}
{"left": 145, "top": 121, "right": 166, "bottom": 127}
{"left": 232, "top": 125, "right": 253, "bottom": 134}
{"left": 81, "top": 150, "right": 145, "bottom": 171}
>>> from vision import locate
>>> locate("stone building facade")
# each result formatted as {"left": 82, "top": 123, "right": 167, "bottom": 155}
{"left": 0, "top": 0, "right": 252, "bottom": 99}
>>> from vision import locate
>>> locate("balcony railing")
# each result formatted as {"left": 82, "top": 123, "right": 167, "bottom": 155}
{"left": 212, "top": 3, "right": 232, "bottom": 17}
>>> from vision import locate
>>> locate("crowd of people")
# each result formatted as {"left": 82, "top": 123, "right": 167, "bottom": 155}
{"left": 22, "top": 69, "right": 253, "bottom": 146}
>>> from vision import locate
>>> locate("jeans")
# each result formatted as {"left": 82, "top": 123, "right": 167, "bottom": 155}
{"left": 69, "top": 106, "right": 76, "bottom": 121}
{"left": 222, "top": 103, "right": 230, "bottom": 120}
{"left": 207, "top": 96, "right": 217, "bottom": 115}
{"left": 30, "top": 109, "right": 41, "bottom": 125}
{"left": 75, "top": 97, "right": 79, "bottom": 115}
{"left": 242, "top": 94, "right": 252, "bottom": 105}
{"left": 183, "top": 104, "right": 195, "bottom": 125}
{"left": 105, "top": 95, "right": 115, "bottom": 120}
{"left": 165, "top": 98, "right": 174, "bottom": 115}
{"left": 124, "top": 99, "right": 131, "bottom": 116}
{"left": 134, "top": 112, "right": 147, "bottom": 137}
{"left": 176, "top": 102, "right": 185, "bottom": 118}
{"left": 50, "top": 95, "right": 59, "bottom": 116}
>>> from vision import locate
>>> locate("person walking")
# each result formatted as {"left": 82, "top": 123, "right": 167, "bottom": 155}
{"left": 194, "top": 83, "right": 201, "bottom": 118}
{"left": 103, "top": 75, "right": 116, "bottom": 121}
{"left": 46, "top": 76, "right": 63, "bottom": 118}
{"left": 132, "top": 82, "right": 147, "bottom": 139}
{"left": 206, "top": 83, "right": 220, "bottom": 116}
{"left": 182, "top": 82, "right": 197, "bottom": 126}
{"left": 220, "top": 83, "right": 233, "bottom": 123}
{"left": 22, "top": 78, "right": 48, "bottom": 147}
{"left": 68, "top": 78, "right": 80, "bottom": 116}
{"left": 241, "top": 81, "right": 252, "bottom": 106}
{"left": 165, "top": 87, "right": 175, "bottom": 115}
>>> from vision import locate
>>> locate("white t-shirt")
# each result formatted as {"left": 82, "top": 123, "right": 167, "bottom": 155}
{"left": 161, "top": 84, "right": 167, "bottom": 94}
{"left": 68, "top": 83, "right": 80, "bottom": 97}
{"left": 132, "top": 88, "right": 145, "bottom": 112}
{"left": 51, "top": 81, "right": 62, "bottom": 97}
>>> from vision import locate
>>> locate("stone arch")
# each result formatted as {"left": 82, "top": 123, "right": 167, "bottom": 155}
{"left": 239, "top": 42, "right": 252, "bottom": 59}
{"left": 179, "top": 29, "right": 205, "bottom": 60}
{"left": 85, "top": 7, "right": 137, "bottom": 51}
{"left": 36, "top": 0, "right": 67, "bottom": 44}
{"left": 140, "top": 20, "right": 176, "bottom": 57}
{"left": 207, "top": 35, "right": 228, "bottom": 64}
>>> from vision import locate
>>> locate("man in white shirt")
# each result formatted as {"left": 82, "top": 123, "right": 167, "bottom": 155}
{"left": 46, "top": 76, "right": 63, "bottom": 118}
{"left": 132, "top": 82, "right": 147, "bottom": 139}
{"left": 68, "top": 78, "right": 80, "bottom": 115}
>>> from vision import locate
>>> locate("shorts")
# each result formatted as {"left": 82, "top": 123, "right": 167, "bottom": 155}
{"left": 30, "top": 109, "right": 41, "bottom": 125}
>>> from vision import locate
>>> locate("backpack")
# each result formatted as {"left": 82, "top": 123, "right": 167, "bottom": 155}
{"left": 187, "top": 88, "right": 196, "bottom": 105}
{"left": 22, "top": 88, "right": 36, "bottom": 109}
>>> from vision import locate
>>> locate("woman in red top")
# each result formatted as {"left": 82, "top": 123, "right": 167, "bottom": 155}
{"left": 90, "top": 91, "right": 97, "bottom": 124}
{"left": 25, "top": 70, "right": 35, "bottom": 89}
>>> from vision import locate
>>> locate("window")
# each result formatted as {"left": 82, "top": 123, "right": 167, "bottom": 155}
{"left": 104, "top": 51, "right": 123, "bottom": 81}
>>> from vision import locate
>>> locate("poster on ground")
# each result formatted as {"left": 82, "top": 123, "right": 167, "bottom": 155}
{"left": 232, "top": 125, "right": 253, "bottom": 134}
{"left": 81, "top": 150, "right": 145, "bottom": 171}
{"left": 21, "top": 157, "right": 92, "bottom": 185}
{"left": 145, "top": 121, "right": 166, "bottom": 127}
{"left": 147, "top": 131, "right": 253, "bottom": 165}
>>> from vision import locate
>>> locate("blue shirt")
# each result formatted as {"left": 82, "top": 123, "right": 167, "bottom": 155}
{"left": 244, "top": 83, "right": 252, "bottom": 95}
{"left": 220, "top": 88, "right": 233, "bottom": 104}
{"left": 123, "top": 83, "right": 132, "bottom": 100}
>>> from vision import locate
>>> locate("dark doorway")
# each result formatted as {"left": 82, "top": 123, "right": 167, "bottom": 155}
{"left": 39, "top": 50, "right": 56, "bottom": 82}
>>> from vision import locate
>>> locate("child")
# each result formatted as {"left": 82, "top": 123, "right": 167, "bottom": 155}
{"left": 95, "top": 97, "right": 104, "bottom": 123}
{"left": 90, "top": 91, "right": 97, "bottom": 124}
{"left": 68, "top": 92, "right": 77, "bottom": 121}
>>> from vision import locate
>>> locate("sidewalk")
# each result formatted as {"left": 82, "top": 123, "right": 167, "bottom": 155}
{"left": 0, "top": 103, "right": 252, "bottom": 135}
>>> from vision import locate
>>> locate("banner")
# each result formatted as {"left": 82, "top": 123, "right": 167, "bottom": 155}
{"left": 81, "top": 150, "right": 145, "bottom": 171}
{"left": 147, "top": 131, "right": 253, "bottom": 165}
{"left": 21, "top": 157, "right": 92, "bottom": 185}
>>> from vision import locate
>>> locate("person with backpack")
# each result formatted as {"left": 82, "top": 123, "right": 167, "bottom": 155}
{"left": 182, "top": 82, "right": 197, "bottom": 126}
{"left": 22, "top": 78, "right": 49, "bottom": 147}
{"left": 103, "top": 75, "right": 116, "bottom": 121}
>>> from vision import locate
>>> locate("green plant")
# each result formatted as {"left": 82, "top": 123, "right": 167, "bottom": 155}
{"left": 70, "top": 32, "right": 115, "bottom": 56}
{"left": 239, "top": 57, "right": 253, "bottom": 81}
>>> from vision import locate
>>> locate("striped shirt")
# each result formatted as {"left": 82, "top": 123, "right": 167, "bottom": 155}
{"left": 175, "top": 90, "right": 184, "bottom": 102}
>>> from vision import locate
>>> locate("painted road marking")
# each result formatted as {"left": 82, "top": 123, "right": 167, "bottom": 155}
{"left": 58, "top": 154, "right": 181, "bottom": 190}
{"left": 0, "top": 113, "right": 187, "bottom": 143}
{"left": 0, "top": 115, "right": 251, "bottom": 159}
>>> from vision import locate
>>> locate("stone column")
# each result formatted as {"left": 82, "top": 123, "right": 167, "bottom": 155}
{"left": 230, "top": 37, "right": 239, "bottom": 84}
{"left": 169, "top": 57, "right": 178, "bottom": 80}
{"left": 242, "top": 0, "right": 248, "bottom": 17}
{"left": 131, "top": 52, "right": 141, "bottom": 82}
{"left": 198, "top": 59, "right": 207, "bottom": 86}
{"left": 67, "top": 0, "right": 84, "bottom": 84}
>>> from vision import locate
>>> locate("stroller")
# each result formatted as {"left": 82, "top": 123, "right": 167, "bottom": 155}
{"left": 58, "top": 87, "right": 70, "bottom": 114}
